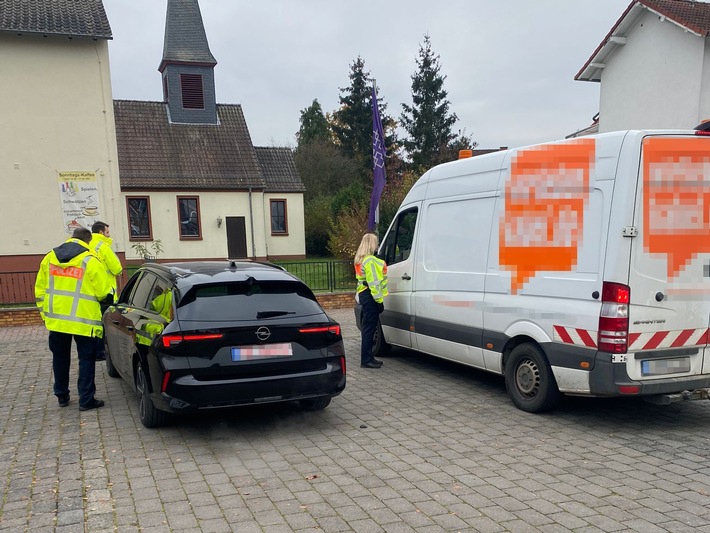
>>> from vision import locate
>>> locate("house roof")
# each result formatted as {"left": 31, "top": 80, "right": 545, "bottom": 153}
{"left": 0, "top": 0, "right": 112, "bottom": 39}
{"left": 114, "top": 100, "right": 265, "bottom": 191}
{"left": 576, "top": 0, "right": 710, "bottom": 82}
{"left": 160, "top": 0, "right": 216, "bottom": 72}
{"left": 254, "top": 147, "right": 306, "bottom": 193}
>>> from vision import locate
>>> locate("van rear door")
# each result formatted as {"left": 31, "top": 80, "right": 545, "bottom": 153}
{"left": 627, "top": 134, "right": 710, "bottom": 379}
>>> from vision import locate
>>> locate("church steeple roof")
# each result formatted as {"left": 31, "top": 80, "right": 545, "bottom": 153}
{"left": 159, "top": 0, "right": 216, "bottom": 72}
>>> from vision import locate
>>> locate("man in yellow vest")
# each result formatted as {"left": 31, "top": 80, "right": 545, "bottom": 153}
{"left": 35, "top": 227, "right": 112, "bottom": 410}
{"left": 90, "top": 221, "right": 123, "bottom": 361}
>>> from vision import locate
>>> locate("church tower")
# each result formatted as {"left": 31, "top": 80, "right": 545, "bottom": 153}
{"left": 159, "top": 0, "right": 218, "bottom": 124}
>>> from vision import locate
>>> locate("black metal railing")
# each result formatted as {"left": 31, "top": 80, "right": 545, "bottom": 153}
{"left": 273, "top": 260, "right": 356, "bottom": 293}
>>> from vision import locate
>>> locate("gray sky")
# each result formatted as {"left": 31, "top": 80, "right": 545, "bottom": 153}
{"left": 101, "top": 0, "right": 631, "bottom": 150}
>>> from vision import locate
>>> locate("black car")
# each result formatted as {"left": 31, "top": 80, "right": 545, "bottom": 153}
{"left": 103, "top": 261, "right": 346, "bottom": 428}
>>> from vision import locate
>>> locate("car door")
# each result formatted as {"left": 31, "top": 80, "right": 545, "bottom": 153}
{"left": 107, "top": 271, "right": 158, "bottom": 379}
{"left": 379, "top": 206, "right": 419, "bottom": 348}
{"left": 104, "top": 272, "right": 142, "bottom": 379}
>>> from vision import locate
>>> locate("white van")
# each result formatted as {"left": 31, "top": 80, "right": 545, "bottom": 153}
{"left": 358, "top": 130, "right": 710, "bottom": 413}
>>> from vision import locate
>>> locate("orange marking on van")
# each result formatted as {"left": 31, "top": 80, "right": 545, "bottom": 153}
{"left": 499, "top": 140, "right": 595, "bottom": 293}
{"left": 643, "top": 137, "right": 710, "bottom": 277}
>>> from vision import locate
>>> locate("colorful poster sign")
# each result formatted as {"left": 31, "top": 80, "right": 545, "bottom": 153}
{"left": 58, "top": 171, "right": 101, "bottom": 234}
{"left": 499, "top": 139, "right": 595, "bottom": 294}
{"left": 643, "top": 137, "right": 710, "bottom": 278}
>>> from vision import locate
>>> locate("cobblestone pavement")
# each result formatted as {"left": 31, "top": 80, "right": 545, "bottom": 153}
{"left": 1, "top": 308, "right": 710, "bottom": 532}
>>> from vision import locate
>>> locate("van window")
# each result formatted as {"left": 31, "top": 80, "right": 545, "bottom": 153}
{"left": 423, "top": 197, "right": 495, "bottom": 273}
{"left": 382, "top": 208, "right": 418, "bottom": 265}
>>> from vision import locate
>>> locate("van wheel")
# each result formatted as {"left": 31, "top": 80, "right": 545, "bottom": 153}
{"left": 136, "top": 364, "right": 169, "bottom": 428}
{"left": 505, "top": 343, "right": 560, "bottom": 413}
{"left": 373, "top": 319, "right": 391, "bottom": 357}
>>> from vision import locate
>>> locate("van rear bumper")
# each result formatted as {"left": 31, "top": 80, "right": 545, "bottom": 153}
{"left": 589, "top": 353, "right": 710, "bottom": 397}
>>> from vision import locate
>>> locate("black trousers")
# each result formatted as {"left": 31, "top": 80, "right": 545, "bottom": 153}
{"left": 359, "top": 290, "right": 379, "bottom": 365}
{"left": 49, "top": 331, "right": 97, "bottom": 407}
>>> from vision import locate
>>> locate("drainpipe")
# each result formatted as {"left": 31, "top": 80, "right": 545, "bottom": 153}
{"left": 248, "top": 186, "right": 256, "bottom": 259}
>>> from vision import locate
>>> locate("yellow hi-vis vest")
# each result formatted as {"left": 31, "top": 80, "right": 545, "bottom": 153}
{"left": 35, "top": 239, "right": 112, "bottom": 338}
{"left": 355, "top": 255, "right": 388, "bottom": 303}
{"left": 90, "top": 233, "right": 123, "bottom": 300}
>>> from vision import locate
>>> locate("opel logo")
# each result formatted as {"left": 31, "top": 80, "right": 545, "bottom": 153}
{"left": 255, "top": 326, "right": 271, "bottom": 341}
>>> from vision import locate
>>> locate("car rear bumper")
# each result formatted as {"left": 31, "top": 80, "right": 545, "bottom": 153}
{"left": 156, "top": 362, "right": 345, "bottom": 412}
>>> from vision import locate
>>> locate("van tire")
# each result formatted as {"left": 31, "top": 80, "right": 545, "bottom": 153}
{"left": 373, "top": 319, "right": 391, "bottom": 357}
{"left": 505, "top": 343, "right": 560, "bottom": 413}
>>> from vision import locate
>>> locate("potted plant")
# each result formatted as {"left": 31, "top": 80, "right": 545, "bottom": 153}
{"left": 131, "top": 239, "right": 163, "bottom": 262}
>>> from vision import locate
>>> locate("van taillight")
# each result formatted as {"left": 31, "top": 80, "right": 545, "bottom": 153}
{"left": 598, "top": 282, "right": 630, "bottom": 353}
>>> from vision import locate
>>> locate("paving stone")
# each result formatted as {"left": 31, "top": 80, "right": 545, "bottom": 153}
{"left": 3, "top": 313, "right": 710, "bottom": 532}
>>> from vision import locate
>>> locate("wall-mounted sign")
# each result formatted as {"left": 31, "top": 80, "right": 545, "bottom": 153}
{"left": 58, "top": 171, "right": 101, "bottom": 234}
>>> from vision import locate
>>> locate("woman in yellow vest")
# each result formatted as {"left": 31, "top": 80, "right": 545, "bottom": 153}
{"left": 355, "top": 233, "right": 388, "bottom": 368}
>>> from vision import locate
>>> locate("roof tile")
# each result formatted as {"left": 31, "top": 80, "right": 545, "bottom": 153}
{"left": 0, "top": 0, "right": 112, "bottom": 38}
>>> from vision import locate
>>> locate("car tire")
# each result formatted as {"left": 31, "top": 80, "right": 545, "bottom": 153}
{"left": 136, "top": 364, "right": 169, "bottom": 428}
{"left": 300, "top": 396, "right": 331, "bottom": 411}
{"left": 372, "top": 318, "right": 391, "bottom": 357}
{"left": 104, "top": 341, "right": 120, "bottom": 378}
{"left": 505, "top": 343, "right": 561, "bottom": 413}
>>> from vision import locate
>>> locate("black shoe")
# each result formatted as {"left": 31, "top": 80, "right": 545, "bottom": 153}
{"left": 361, "top": 360, "right": 383, "bottom": 368}
{"left": 79, "top": 398, "right": 105, "bottom": 411}
{"left": 57, "top": 395, "right": 69, "bottom": 407}
{"left": 95, "top": 353, "right": 106, "bottom": 362}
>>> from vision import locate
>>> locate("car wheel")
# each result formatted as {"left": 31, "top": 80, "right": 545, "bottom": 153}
{"left": 300, "top": 396, "right": 331, "bottom": 411}
{"left": 372, "top": 318, "right": 391, "bottom": 357}
{"left": 505, "top": 343, "right": 561, "bottom": 413}
{"left": 136, "top": 364, "right": 169, "bottom": 428}
{"left": 104, "top": 340, "right": 119, "bottom": 378}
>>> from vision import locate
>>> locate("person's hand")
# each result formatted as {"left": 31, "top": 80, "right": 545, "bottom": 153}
{"left": 377, "top": 302, "right": 384, "bottom": 314}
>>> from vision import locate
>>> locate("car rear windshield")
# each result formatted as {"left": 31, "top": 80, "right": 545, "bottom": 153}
{"left": 176, "top": 280, "right": 324, "bottom": 321}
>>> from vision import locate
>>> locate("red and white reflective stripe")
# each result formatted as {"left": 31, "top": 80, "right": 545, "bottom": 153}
{"left": 553, "top": 325, "right": 598, "bottom": 348}
{"left": 628, "top": 328, "right": 709, "bottom": 351}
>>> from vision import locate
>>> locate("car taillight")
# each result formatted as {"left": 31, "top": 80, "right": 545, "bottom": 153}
{"left": 299, "top": 325, "right": 341, "bottom": 336}
{"left": 341, "top": 356, "right": 346, "bottom": 376}
{"left": 598, "top": 282, "right": 630, "bottom": 354}
{"left": 160, "top": 333, "right": 224, "bottom": 348}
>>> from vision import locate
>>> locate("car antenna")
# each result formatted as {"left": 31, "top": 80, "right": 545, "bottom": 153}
{"left": 228, "top": 260, "right": 238, "bottom": 271}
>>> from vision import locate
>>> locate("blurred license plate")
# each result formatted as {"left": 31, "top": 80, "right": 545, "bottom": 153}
{"left": 232, "top": 343, "right": 293, "bottom": 361}
{"left": 641, "top": 357, "right": 690, "bottom": 376}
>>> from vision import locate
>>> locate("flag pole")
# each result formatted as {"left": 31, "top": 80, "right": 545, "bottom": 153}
{"left": 368, "top": 79, "right": 387, "bottom": 235}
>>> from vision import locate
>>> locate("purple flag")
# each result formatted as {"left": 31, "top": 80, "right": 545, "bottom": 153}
{"left": 368, "top": 85, "right": 387, "bottom": 232}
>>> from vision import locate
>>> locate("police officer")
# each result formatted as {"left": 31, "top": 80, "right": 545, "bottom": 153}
{"left": 90, "top": 221, "right": 122, "bottom": 361}
{"left": 35, "top": 227, "right": 112, "bottom": 410}
{"left": 355, "top": 233, "right": 388, "bottom": 368}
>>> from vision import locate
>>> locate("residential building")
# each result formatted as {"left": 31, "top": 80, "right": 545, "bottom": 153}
{"left": 0, "top": 0, "right": 125, "bottom": 273}
{"left": 576, "top": 0, "right": 710, "bottom": 132}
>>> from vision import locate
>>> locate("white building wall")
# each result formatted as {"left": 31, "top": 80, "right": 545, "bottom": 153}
{"left": 0, "top": 34, "right": 124, "bottom": 257}
{"left": 599, "top": 10, "right": 705, "bottom": 132}
{"left": 264, "top": 193, "right": 306, "bottom": 258}
{"left": 122, "top": 190, "right": 286, "bottom": 261}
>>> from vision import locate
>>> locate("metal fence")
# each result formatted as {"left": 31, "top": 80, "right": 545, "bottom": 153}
{"left": 0, "top": 261, "right": 355, "bottom": 305}
{"left": 273, "top": 260, "right": 356, "bottom": 293}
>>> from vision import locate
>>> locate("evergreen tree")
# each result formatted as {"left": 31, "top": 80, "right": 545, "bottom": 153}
{"left": 331, "top": 56, "right": 397, "bottom": 178}
{"left": 401, "top": 35, "right": 472, "bottom": 170}
{"left": 296, "top": 99, "right": 331, "bottom": 146}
